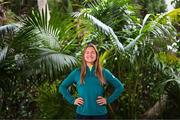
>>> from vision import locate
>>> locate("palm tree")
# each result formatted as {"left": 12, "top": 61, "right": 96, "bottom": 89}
{"left": 0, "top": 7, "right": 80, "bottom": 118}
{"left": 11, "top": 9, "right": 79, "bottom": 80}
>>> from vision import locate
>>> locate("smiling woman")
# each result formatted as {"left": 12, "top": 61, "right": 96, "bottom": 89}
{"left": 84, "top": 46, "right": 97, "bottom": 66}
{"left": 59, "top": 43, "right": 124, "bottom": 119}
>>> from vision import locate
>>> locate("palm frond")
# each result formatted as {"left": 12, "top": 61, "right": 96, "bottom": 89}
{"left": 0, "top": 46, "right": 8, "bottom": 63}
{"left": 26, "top": 10, "right": 60, "bottom": 48}
{"left": 100, "top": 50, "right": 111, "bottom": 66}
{"left": 124, "top": 34, "right": 143, "bottom": 50}
{"left": 28, "top": 48, "right": 77, "bottom": 79}
{"left": 137, "top": 13, "right": 177, "bottom": 46}
{"left": 73, "top": 12, "right": 124, "bottom": 52}
{"left": 163, "top": 77, "right": 180, "bottom": 85}
{"left": 139, "top": 14, "right": 153, "bottom": 34}
{"left": 162, "top": 76, "right": 180, "bottom": 95}
{"left": 158, "top": 8, "right": 180, "bottom": 23}
{"left": 0, "top": 24, "right": 18, "bottom": 37}
{"left": 11, "top": 9, "right": 79, "bottom": 80}
{"left": 73, "top": 0, "right": 138, "bottom": 51}
{"left": 12, "top": 11, "right": 57, "bottom": 53}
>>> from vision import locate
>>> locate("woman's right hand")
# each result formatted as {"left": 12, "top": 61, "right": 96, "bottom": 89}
{"left": 74, "top": 97, "right": 84, "bottom": 106}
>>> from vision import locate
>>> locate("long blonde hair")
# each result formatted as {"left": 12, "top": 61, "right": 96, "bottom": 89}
{"left": 80, "top": 43, "right": 106, "bottom": 85}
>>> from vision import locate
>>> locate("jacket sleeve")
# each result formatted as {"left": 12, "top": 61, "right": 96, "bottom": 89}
{"left": 103, "top": 69, "right": 124, "bottom": 104}
{"left": 59, "top": 69, "right": 77, "bottom": 104}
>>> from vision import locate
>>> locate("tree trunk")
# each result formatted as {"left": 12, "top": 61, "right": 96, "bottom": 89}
{"left": 141, "top": 95, "right": 167, "bottom": 119}
{"left": 0, "top": 6, "right": 6, "bottom": 25}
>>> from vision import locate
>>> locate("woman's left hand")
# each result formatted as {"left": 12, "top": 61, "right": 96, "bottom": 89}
{"left": 96, "top": 96, "right": 107, "bottom": 105}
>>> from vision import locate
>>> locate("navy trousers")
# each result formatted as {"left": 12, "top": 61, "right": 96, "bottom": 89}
{"left": 76, "top": 113, "right": 108, "bottom": 120}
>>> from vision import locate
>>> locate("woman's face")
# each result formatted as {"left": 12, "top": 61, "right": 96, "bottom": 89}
{"left": 84, "top": 47, "right": 97, "bottom": 64}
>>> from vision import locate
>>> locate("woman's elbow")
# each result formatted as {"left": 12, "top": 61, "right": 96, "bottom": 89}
{"left": 58, "top": 84, "right": 64, "bottom": 94}
{"left": 117, "top": 84, "right": 125, "bottom": 93}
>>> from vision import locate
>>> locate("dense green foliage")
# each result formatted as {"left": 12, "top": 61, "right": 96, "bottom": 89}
{"left": 0, "top": 0, "right": 179, "bottom": 119}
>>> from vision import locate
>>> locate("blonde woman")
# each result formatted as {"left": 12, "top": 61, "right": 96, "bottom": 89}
{"left": 59, "top": 43, "right": 124, "bottom": 119}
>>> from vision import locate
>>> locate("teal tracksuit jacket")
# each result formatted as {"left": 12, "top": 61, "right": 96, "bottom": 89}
{"left": 59, "top": 66, "right": 124, "bottom": 115}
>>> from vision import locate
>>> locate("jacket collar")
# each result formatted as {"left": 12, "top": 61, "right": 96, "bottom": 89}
{"left": 86, "top": 65, "right": 95, "bottom": 72}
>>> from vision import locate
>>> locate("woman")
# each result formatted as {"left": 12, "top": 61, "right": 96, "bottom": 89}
{"left": 59, "top": 43, "right": 124, "bottom": 119}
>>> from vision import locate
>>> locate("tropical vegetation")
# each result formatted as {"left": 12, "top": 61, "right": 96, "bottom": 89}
{"left": 0, "top": 0, "right": 179, "bottom": 119}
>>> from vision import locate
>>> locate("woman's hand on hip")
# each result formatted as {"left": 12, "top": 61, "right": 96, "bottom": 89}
{"left": 96, "top": 96, "right": 107, "bottom": 105}
{"left": 74, "top": 97, "right": 84, "bottom": 106}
